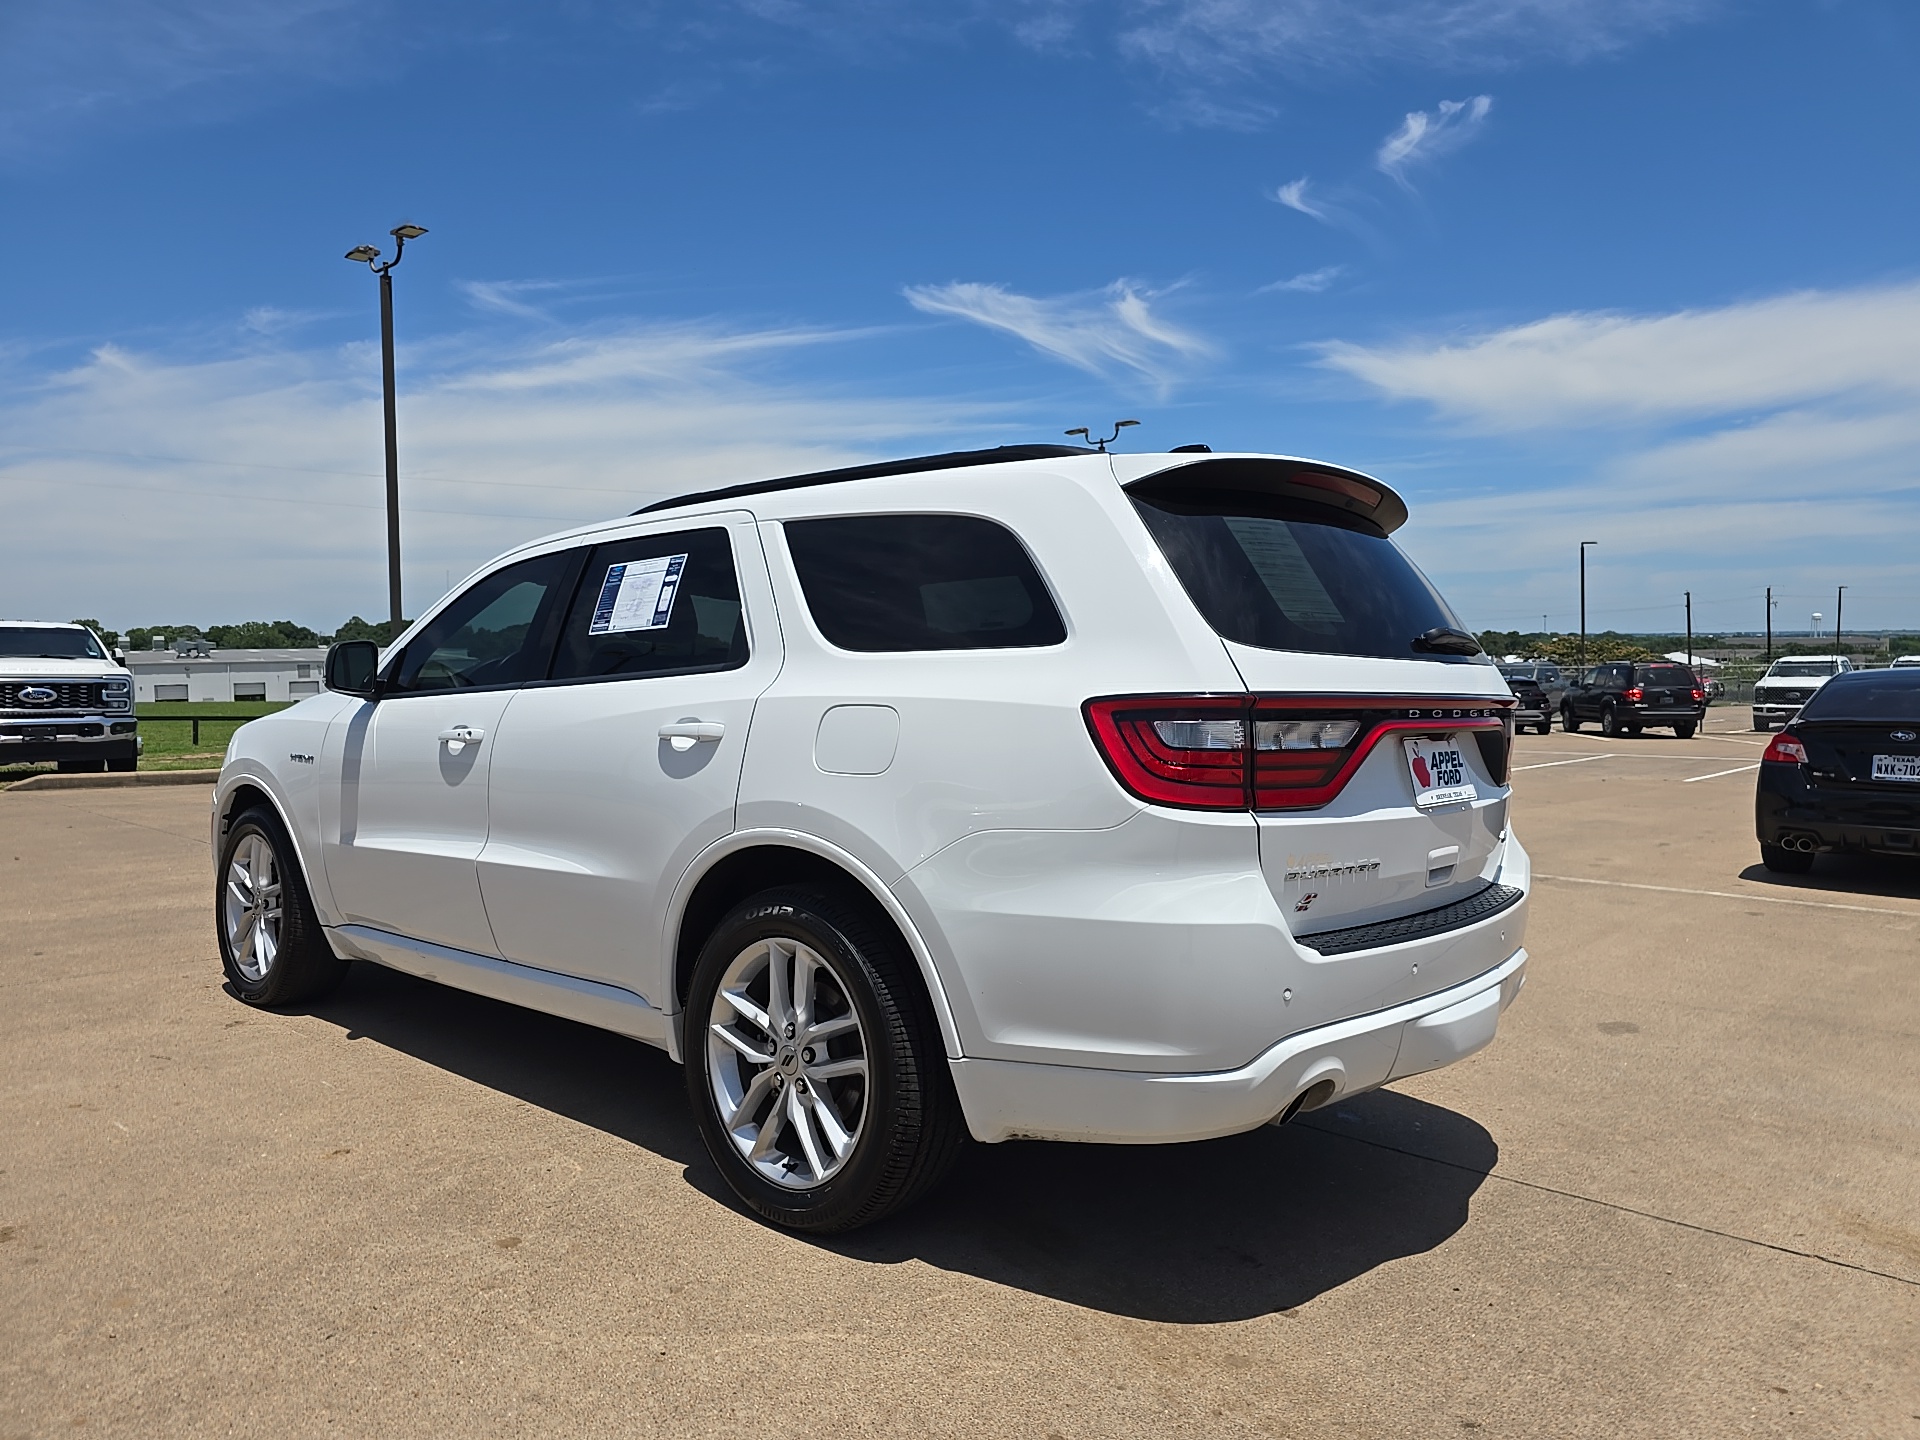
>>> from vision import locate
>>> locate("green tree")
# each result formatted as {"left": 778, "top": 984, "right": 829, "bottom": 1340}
{"left": 70, "top": 618, "right": 117, "bottom": 648}
{"left": 332, "top": 615, "right": 408, "bottom": 644}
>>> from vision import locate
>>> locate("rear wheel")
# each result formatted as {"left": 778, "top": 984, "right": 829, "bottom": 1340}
{"left": 1674, "top": 721, "right": 1698, "bottom": 739}
{"left": 1760, "top": 842, "right": 1814, "bottom": 874}
{"left": 217, "top": 805, "right": 348, "bottom": 1006}
{"left": 685, "top": 885, "right": 964, "bottom": 1233}
{"left": 1600, "top": 705, "right": 1621, "bottom": 737}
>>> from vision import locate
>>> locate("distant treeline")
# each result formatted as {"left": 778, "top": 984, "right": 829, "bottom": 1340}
{"left": 72, "top": 617, "right": 403, "bottom": 652}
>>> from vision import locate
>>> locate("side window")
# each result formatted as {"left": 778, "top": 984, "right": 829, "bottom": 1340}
{"left": 392, "top": 551, "right": 577, "bottom": 693}
{"left": 550, "top": 527, "right": 748, "bottom": 681}
{"left": 784, "top": 513, "right": 1066, "bottom": 652}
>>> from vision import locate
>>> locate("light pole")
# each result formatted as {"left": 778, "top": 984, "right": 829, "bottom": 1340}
{"left": 1835, "top": 585, "right": 1846, "bottom": 655}
{"left": 1766, "top": 587, "right": 1775, "bottom": 662}
{"left": 1578, "top": 540, "right": 1599, "bottom": 667}
{"left": 1685, "top": 590, "right": 1693, "bottom": 670}
{"left": 345, "top": 223, "right": 429, "bottom": 644}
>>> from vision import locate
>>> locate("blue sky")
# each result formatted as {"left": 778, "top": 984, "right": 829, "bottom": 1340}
{"left": 3, "top": 0, "right": 1917, "bottom": 638}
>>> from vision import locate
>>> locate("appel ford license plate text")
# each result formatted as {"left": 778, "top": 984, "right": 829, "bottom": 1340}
{"left": 1404, "top": 736, "right": 1477, "bottom": 810}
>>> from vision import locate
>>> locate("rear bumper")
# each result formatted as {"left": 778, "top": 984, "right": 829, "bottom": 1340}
{"left": 949, "top": 947, "right": 1527, "bottom": 1144}
{"left": 1756, "top": 774, "right": 1920, "bottom": 855}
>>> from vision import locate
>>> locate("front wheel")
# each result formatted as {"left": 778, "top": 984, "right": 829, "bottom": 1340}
{"left": 217, "top": 805, "right": 348, "bottom": 1006}
{"left": 1760, "top": 842, "right": 1814, "bottom": 875}
{"left": 685, "top": 886, "right": 964, "bottom": 1233}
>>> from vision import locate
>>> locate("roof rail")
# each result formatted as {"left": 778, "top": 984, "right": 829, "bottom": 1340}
{"left": 632, "top": 443, "right": 1100, "bottom": 515}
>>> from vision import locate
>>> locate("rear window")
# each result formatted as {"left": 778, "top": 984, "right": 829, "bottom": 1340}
{"left": 784, "top": 514, "right": 1067, "bottom": 652}
{"left": 1798, "top": 672, "right": 1920, "bottom": 721}
{"left": 1635, "top": 665, "right": 1698, "bottom": 689}
{"left": 1131, "top": 492, "right": 1478, "bottom": 663}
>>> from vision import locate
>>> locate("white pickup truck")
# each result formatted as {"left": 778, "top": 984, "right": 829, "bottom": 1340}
{"left": 1751, "top": 655, "right": 1853, "bottom": 731}
{"left": 0, "top": 622, "right": 139, "bottom": 771}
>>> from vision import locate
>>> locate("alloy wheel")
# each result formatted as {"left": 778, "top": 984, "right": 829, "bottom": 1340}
{"left": 223, "top": 832, "right": 283, "bottom": 983}
{"left": 706, "top": 936, "right": 871, "bottom": 1190}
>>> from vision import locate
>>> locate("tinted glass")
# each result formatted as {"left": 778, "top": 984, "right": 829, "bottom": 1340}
{"left": 393, "top": 551, "right": 574, "bottom": 692}
{"left": 785, "top": 514, "right": 1066, "bottom": 652}
{"left": 551, "top": 527, "right": 748, "bottom": 680}
{"left": 0, "top": 627, "right": 104, "bottom": 659}
{"left": 1771, "top": 660, "right": 1842, "bottom": 678}
{"left": 1797, "top": 671, "right": 1920, "bottom": 721}
{"left": 1636, "top": 665, "right": 1698, "bottom": 689}
{"left": 1133, "top": 493, "right": 1476, "bottom": 663}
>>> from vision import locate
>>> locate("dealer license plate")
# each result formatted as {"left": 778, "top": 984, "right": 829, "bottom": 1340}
{"left": 1871, "top": 754, "right": 1920, "bottom": 783}
{"left": 1404, "top": 736, "right": 1478, "bottom": 809}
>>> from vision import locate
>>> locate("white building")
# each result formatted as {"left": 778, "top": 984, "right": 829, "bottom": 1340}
{"left": 126, "top": 647, "right": 330, "bottom": 704}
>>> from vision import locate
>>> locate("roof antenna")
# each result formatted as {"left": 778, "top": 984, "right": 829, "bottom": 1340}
{"left": 1065, "top": 419, "right": 1141, "bottom": 453}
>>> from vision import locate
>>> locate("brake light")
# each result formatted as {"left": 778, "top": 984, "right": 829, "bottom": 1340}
{"left": 1762, "top": 733, "right": 1809, "bottom": 765}
{"left": 1624, "top": 687, "right": 1644, "bottom": 702}
{"left": 1084, "top": 696, "right": 1510, "bottom": 811}
{"left": 1691, "top": 688, "right": 1705, "bottom": 702}
{"left": 1083, "top": 697, "right": 1248, "bottom": 810}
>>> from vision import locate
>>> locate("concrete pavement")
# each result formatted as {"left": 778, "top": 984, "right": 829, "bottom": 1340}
{"left": 2, "top": 716, "right": 1915, "bottom": 1437}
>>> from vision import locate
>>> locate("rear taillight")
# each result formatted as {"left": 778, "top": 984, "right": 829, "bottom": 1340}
{"left": 1085, "top": 696, "right": 1511, "bottom": 811}
{"left": 1762, "top": 733, "right": 1809, "bottom": 765}
{"left": 1690, "top": 688, "right": 1705, "bottom": 702}
{"left": 1083, "top": 697, "right": 1248, "bottom": 810}
{"left": 1624, "top": 687, "right": 1644, "bottom": 702}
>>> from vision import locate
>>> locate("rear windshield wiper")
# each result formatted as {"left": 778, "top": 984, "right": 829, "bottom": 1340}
{"left": 1411, "top": 627, "right": 1482, "bottom": 656}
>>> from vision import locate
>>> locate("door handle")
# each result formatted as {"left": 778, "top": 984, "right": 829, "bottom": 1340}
{"left": 438, "top": 725, "right": 485, "bottom": 755}
{"left": 659, "top": 721, "right": 724, "bottom": 752}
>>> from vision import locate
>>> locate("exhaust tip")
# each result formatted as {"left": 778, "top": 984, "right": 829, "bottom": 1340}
{"left": 1275, "top": 1077, "right": 1340, "bottom": 1126}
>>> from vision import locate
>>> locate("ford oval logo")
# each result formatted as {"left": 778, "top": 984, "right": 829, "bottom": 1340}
{"left": 17, "top": 686, "right": 57, "bottom": 705}
{"left": 1893, "top": 730, "right": 1917, "bottom": 742}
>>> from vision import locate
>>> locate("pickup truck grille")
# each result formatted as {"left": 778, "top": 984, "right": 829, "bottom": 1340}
{"left": 0, "top": 681, "right": 112, "bottom": 712}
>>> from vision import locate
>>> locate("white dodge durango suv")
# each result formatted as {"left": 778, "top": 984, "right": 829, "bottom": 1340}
{"left": 214, "top": 445, "right": 1529, "bottom": 1231}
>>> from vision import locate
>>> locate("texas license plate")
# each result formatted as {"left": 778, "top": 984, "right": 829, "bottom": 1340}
{"left": 1871, "top": 754, "right": 1920, "bottom": 783}
{"left": 1404, "top": 737, "right": 1477, "bottom": 809}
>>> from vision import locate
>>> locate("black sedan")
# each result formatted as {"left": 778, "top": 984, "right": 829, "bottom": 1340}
{"left": 1756, "top": 668, "right": 1920, "bottom": 873}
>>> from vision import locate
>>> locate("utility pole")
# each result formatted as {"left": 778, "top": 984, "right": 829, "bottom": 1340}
{"left": 345, "top": 223, "right": 430, "bottom": 644}
{"left": 1579, "top": 540, "right": 1598, "bottom": 667}
{"left": 1835, "top": 585, "right": 1846, "bottom": 656}
{"left": 1685, "top": 591, "right": 1693, "bottom": 670}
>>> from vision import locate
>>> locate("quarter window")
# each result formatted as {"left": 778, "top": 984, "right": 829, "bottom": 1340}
{"left": 392, "top": 551, "right": 576, "bottom": 693}
{"left": 784, "top": 514, "right": 1066, "bottom": 652}
{"left": 549, "top": 527, "right": 748, "bottom": 681}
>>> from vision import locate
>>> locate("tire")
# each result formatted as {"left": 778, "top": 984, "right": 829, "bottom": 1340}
{"left": 1562, "top": 706, "right": 1581, "bottom": 733}
{"left": 1600, "top": 705, "right": 1620, "bottom": 737}
{"left": 1535, "top": 721, "right": 1551, "bottom": 735}
{"left": 1760, "top": 843, "right": 1814, "bottom": 875}
{"left": 216, "top": 804, "right": 348, "bottom": 1006}
{"left": 1626, "top": 723, "right": 1643, "bottom": 737}
{"left": 106, "top": 756, "right": 138, "bottom": 772}
{"left": 57, "top": 759, "right": 106, "bottom": 773}
{"left": 685, "top": 885, "right": 964, "bottom": 1234}
{"left": 1674, "top": 721, "right": 1698, "bottom": 740}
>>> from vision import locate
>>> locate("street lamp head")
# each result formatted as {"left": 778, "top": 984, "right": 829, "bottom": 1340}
{"left": 391, "top": 224, "right": 428, "bottom": 241}
{"left": 344, "top": 244, "right": 381, "bottom": 264}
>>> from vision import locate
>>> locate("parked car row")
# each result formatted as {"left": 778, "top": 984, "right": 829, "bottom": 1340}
{"left": 1497, "top": 660, "right": 1706, "bottom": 738}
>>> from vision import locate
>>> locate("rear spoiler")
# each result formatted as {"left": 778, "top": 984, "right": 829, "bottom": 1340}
{"left": 1118, "top": 455, "right": 1409, "bottom": 535}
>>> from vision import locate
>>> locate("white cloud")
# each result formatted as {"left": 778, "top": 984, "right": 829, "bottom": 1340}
{"left": 1375, "top": 95, "right": 1492, "bottom": 189}
{"left": 903, "top": 279, "right": 1213, "bottom": 390}
{"left": 0, "top": 322, "right": 1007, "bottom": 630}
{"left": 1258, "top": 265, "right": 1345, "bottom": 295}
{"left": 1274, "top": 177, "right": 1326, "bottom": 221}
{"left": 1316, "top": 281, "right": 1920, "bottom": 430}
{"left": 1115, "top": 0, "right": 1716, "bottom": 75}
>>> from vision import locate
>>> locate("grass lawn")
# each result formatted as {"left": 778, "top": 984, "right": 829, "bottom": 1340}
{"left": 0, "top": 701, "right": 291, "bottom": 783}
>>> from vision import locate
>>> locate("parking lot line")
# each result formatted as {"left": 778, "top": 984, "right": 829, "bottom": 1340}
{"left": 1535, "top": 872, "right": 1920, "bottom": 917}
{"left": 1512, "top": 755, "right": 1612, "bottom": 771}
{"left": 1681, "top": 763, "right": 1762, "bottom": 783}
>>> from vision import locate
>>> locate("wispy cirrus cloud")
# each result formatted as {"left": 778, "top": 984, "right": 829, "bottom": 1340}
{"left": 1259, "top": 265, "right": 1346, "bottom": 295}
{"left": 903, "top": 279, "right": 1213, "bottom": 390}
{"left": 1375, "top": 95, "right": 1492, "bottom": 189}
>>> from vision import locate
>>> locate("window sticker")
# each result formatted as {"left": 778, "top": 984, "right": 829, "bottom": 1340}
{"left": 1223, "top": 518, "right": 1345, "bottom": 633}
{"left": 588, "top": 553, "right": 688, "bottom": 635}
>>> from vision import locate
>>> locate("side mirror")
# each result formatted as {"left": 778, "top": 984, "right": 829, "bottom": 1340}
{"left": 326, "top": 640, "right": 382, "bottom": 697}
{"left": 112, "top": 648, "right": 127, "bottom": 664}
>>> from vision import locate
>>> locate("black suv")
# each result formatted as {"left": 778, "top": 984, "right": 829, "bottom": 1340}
{"left": 1562, "top": 661, "right": 1706, "bottom": 738}
{"left": 1498, "top": 666, "right": 1554, "bottom": 734}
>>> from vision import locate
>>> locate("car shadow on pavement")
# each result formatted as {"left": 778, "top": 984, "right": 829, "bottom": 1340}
{"left": 828, "top": 1090, "right": 1495, "bottom": 1323}
{"left": 1737, "top": 855, "right": 1920, "bottom": 901}
{"left": 296, "top": 962, "right": 1496, "bottom": 1324}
